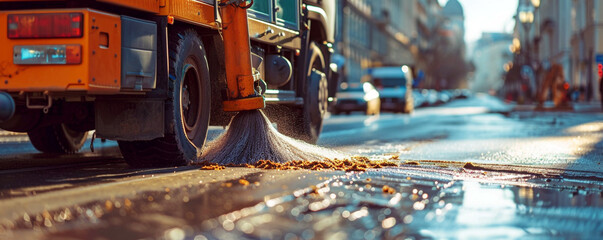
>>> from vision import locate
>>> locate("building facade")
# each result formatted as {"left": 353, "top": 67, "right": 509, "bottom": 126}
{"left": 426, "top": 0, "right": 469, "bottom": 89}
{"left": 568, "top": 0, "right": 603, "bottom": 102}
{"left": 416, "top": 0, "right": 444, "bottom": 89}
{"left": 518, "top": 0, "right": 603, "bottom": 102}
{"left": 334, "top": 0, "right": 418, "bottom": 89}
{"left": 470, "top": 33, "right": 514, "bottom": 93}
{"left": 334, "top": 0, "right": 466, "bottom": 90}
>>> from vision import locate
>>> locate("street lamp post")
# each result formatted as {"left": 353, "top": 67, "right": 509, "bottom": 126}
{"left": 518, "top": 5, "right": 534, "bottom": 65}
{"left": 530, "top": 0, "right": 540, "bottom": 64}
{"left": 531, "top": 0, "right": 540, "bottom": 11}
{"left": 518, "top": 2, "right": 535, "bottom": 102}
{"left": 530, "top": 0, "right": 541, "bottom": 100}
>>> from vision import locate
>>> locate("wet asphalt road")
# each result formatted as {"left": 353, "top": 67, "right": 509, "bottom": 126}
{"left": 0, "top": 94, "right": 602, "bottom": 239}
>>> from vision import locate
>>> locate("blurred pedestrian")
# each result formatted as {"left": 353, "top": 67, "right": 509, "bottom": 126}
{"left": 538, "top": 63, "right": 568, "bottom": 107}
{"left": 599, "top": 76, "right": 603, "bottom": 110}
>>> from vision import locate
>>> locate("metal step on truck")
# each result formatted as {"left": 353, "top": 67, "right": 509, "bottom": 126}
{"left": 0, "top": 0, "right": 338, "bottom": 167}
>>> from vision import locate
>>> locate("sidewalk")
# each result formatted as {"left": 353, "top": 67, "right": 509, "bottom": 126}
{"left": 512, "top": 101, "right": 602, "bottom": 113}
{"left": 0, "top": 130, "right": 26, "bottom": 137}
{"left": 572, "top": 101, "right": 603, "bottom": 113}
{"left": 0, "top": 130, "right": 29, "bottom": 143}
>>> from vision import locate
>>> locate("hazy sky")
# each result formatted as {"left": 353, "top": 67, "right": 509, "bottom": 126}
{"left": 438, "top": 0, "right": 518, "bottom": 43}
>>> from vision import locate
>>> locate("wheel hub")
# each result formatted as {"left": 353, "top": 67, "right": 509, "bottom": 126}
{"left": 182, "top": 85, "right": 191, "bottom": 112}
{"left": 180, "top": 63, "right": 202, "bottom": 141}
{"left": 315, "top": 70, "right": 328, "bottom": 117}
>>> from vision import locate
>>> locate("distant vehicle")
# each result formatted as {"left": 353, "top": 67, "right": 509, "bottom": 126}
{"left": 369, "top": 66, "right": 414, "bottom": 113}
{"left": 423, "top": 89, "right": 439, "bottom": 106}
{"left": 412, "top": 89, "right": 427, "bottom": 108}
{"left": 457, "top": 89, "right": 472, "bottom": 99}
{"left": 438, "top": 91, "right": 451, "bottom": 103}
{"left": 332, "top": 82, "right": 380, "bottom": 115}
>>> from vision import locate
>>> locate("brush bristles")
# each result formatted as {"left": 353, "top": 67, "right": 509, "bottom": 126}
{"left": 200, "top": 110, "right": 344, "bottom": 164}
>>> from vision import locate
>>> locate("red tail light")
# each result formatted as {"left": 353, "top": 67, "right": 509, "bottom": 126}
{"left": 8, "top": 13, "right": 83, "bottom": 39}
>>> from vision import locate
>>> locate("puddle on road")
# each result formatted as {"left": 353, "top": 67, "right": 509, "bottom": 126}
{"left": 192, "top": 168, "right": 603, "bottom": 239}
{"left": 2, "top": 166, "right": 602, "bottom": 239}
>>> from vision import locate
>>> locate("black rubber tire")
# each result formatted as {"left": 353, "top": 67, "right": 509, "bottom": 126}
{"left": 276, "top": 42, "right": 327, "bottom": 144}
{"left": 28, "top": 124, "right": 87, "bottom": 153}
{"left": 118, "top": 29, "right": 211, "bottom": 168}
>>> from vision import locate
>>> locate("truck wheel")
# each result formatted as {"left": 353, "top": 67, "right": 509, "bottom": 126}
{"left": 118, "top": 29, "right": 211, "bottom": 167}
{"left": 28, "top": 124, "right": 87, "bottom": 153}
{"left": 278, "top": 42, "right": 327, "bottom": 144}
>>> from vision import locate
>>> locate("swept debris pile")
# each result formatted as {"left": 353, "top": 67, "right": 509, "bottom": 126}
{"left": 195, "top": 156, "right": 399, "bottom": 172}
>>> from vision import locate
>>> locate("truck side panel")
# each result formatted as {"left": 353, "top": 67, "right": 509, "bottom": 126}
{"left": 88, "top": 9, "right": 122, "bottom": 92}
{"left": 165, "top": 0, "right": 218, "bottom": 29}
{"left": 98, "top": 0, "right": 160, "bottom": 14}
{"left": 120, "top": 16, "right": 157, "bottom": 91}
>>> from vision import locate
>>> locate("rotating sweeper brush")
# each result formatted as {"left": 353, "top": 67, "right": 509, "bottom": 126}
{"left": 201, "top": 0, "right": 338, "bottom": 164}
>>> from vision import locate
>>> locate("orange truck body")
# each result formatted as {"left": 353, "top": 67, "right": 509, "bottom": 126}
{"left": 0, "top": 0, "right": 219, "bottom": 94}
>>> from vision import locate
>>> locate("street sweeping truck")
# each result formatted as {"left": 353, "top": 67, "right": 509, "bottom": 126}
{"left": 0, "top": 0, "right": 337, "bottom": 167}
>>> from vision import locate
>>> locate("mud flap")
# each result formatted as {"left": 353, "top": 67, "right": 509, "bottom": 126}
{"left": 95, "top": 99, "right": 164, "bottom": 141}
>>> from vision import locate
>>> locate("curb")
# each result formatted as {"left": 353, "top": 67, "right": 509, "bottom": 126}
{"left": 0, "top": 130, "right": 26, "bottom": 137}
{"left": 512, "top": 102, "right": 602, "bottom": 113}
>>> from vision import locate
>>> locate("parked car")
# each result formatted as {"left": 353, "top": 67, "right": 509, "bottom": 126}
{"left": 368, "top": 66, "right": 414, "bottom": 113}
{"left": 332, "top": 82, "right": 380, "bottom": 115}
{"left": 423, "top": 89, "right": 439, "bottom": 106}
{"left": 412, "top": 89, "right": 427, "bottom": 108}
{"left": 458, "top": 89, "right": 472, "bottom": 99}
{"left": 438, "top": 91, "right": 452, "bottom": 103}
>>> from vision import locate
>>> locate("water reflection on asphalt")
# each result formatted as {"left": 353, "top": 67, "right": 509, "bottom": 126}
{"left": 5, "top": 166, "right": 602, "bottom": 239}
{"left": 194, "top": 167, "right": 602, "bottom": 239}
